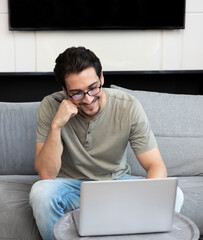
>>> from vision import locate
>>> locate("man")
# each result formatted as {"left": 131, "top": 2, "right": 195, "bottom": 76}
{"left": 29, "top": 46, "right": 183, "bottom": 240}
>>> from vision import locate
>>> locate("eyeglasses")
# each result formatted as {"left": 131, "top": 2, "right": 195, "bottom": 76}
{"left": 69, "top": 84, "right": 102, "bottom": 101}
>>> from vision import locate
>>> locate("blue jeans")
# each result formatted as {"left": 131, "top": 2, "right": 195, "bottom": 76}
{"left": 29, "top": 174, "right": 184, "bottom": 240}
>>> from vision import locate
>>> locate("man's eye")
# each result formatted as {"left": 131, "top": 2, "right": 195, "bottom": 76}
{"left": 89, "top": 87, "right": 97, "bottom": 93}
{"left": 73, "top": 93, "right": 82, "bottom": 98}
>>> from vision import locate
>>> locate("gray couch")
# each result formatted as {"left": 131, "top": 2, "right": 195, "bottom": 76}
{"left": 0, "top": 86, "right": 202, "bottom": 239}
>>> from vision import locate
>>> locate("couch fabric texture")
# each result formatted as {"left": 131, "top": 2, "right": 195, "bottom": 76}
{"left": 0, "top": 86, "right": 202, "bottom": 239}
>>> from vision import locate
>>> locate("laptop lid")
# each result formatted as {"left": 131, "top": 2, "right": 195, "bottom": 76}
{"left": 73, "top": 177, "right": 177, "bottom": 237}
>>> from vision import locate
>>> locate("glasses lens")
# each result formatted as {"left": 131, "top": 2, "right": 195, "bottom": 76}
{"left": 88, "top": 87, "right": 100, "bottom": 96}
{"left": 72, "top": 93, "right": 83, "bottom": 101}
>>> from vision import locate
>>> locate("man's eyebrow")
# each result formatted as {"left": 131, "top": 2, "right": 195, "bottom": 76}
{"left": 69, "top": 81, "right": 98, "bottom": 92}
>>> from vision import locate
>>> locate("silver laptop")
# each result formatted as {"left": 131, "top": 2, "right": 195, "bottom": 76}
{"left": 73, "top": 177, "right": 177, "bottom": 237}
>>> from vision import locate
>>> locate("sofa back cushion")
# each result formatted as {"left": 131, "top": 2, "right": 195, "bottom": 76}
{"left": 0, "top": 102, "right": 40, "bottom": 175}
{"left": 111, "top": 85, "right": 203, "bottom": 177}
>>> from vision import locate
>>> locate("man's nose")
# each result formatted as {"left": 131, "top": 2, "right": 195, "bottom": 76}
{"left": 82, "top": 93, "right": 94, "bottom": 104}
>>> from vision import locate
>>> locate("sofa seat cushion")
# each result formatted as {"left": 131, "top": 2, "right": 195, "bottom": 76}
{"left": 178, "top": 176, "right": 203, "bottom": 235}
{"left": 0, "top": 175, "right": 42, "bottom": 240}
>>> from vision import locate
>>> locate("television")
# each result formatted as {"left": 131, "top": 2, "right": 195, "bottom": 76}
{"left": 8, "top": 0, "right": 186, "bottom": 31}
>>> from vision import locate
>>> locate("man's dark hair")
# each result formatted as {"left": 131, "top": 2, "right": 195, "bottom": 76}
{"left": 54, "top": 46, "right": 102, "bottom": 90}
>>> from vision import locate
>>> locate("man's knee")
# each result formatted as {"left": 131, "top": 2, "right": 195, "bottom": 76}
{"left": 29, "top": 178, "right": 81, "bottom": 213}
{"left": 29, "top": 179, "right": 55, "bottom": 207}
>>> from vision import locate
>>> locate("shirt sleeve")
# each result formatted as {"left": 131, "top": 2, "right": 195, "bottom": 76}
{"left": 36, "top": 96, "right": 57, "bottom": 142}
{"left": 129, "top": 98, "right": 157, "bottom": 155}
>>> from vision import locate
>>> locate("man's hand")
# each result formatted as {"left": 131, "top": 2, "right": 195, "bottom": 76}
{"left": 52, "top": 100, "right": 78, "bottom": 129}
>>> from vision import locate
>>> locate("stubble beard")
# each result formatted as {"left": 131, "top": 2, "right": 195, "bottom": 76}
{"left": 79, "top": 97, "right": 101, "bottom": 119}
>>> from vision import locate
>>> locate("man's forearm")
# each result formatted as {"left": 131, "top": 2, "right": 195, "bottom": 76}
{"left": 136, "top": 147, "right": 167, "bottom": 179}
{"left": 35, "top": 124, "right": 63, "bottom": 180}
{"left": 145, "top": 164, "right": 167, "bottom": 179}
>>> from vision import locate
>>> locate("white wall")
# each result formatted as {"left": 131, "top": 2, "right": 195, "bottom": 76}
{"left": 0, "top": 0, "right": 203, "bottom": 72}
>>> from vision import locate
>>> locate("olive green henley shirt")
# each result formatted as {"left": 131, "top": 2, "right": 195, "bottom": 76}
{"left": 36, "top": 88, "right": 157, "bottom": 180}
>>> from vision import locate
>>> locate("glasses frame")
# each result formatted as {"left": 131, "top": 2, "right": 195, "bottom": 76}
{"left": 68, "top": 83, "right": 102, "bottom": 101}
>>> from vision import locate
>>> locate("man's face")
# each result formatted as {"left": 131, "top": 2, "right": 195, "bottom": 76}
{"left": 64, "top": 67, "right": 106, "bottom": 121}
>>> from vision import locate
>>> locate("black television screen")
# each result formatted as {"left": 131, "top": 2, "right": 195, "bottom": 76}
{"left": 8, "top": 0, "right": 186, "bottom": 30}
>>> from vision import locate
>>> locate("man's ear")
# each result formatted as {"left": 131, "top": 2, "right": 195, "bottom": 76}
{"left": 100, "top": 72, "right": 104, "bottom": 86}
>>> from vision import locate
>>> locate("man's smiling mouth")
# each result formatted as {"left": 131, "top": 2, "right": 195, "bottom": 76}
{"left": 80, "top": 98, "right": 97, "bottom": 109}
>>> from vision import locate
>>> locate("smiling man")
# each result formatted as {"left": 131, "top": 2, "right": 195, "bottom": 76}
{"left": 29, "top": 46, "right": 183, "bottom": 240}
